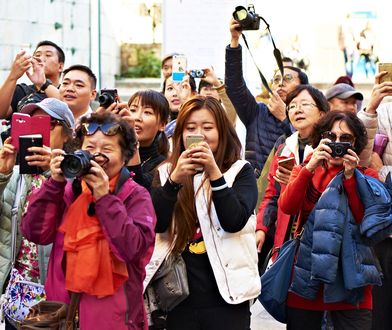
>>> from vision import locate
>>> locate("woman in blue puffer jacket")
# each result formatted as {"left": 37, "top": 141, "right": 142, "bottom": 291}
{"left": 279, "top": 111, "right": 385, "bottom": 330}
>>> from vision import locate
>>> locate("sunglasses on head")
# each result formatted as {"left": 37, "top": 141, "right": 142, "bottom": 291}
{"left": 80, "top": 122, "right": 122, "bottom": 136}
{"left": 322, "top": 131, "right": 355, "bottom": 144}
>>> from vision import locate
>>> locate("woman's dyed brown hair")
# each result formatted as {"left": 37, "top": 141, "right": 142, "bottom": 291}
{"left": 168, "top": 96, "right": 241, "bottom": 252}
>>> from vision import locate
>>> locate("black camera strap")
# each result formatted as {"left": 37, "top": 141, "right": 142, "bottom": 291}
{"left": 241, "top": 17, "right": 283, "bottom": 95}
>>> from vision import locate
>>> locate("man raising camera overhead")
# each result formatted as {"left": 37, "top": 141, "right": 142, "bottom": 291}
{"left": 225, "top": 11, "right": 309, "bottom": 176}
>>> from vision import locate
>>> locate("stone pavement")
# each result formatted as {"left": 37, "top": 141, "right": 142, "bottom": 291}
{"left": 251, "top": 300, "right": 285, "bottom": 330}
{"left": 0, "top": 301, "right": 283, "bottom": 330}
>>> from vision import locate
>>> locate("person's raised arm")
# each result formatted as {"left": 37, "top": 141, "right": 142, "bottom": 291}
{"left": 225, "top": 18, "right": 260, "bottom": 126}
{"left": 0, "top": 51, "right": 32, "bottom": 118}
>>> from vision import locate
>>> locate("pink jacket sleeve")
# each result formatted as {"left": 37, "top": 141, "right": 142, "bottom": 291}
{"left": 21, "top": 177, "right": 67, "bottom": 245}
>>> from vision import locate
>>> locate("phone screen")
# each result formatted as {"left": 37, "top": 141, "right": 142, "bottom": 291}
{"left": 172, "top": 55, "right": 187, "bottom": 82}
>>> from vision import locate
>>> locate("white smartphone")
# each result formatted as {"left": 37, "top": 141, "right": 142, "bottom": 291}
{"left": 172, "top": 54, "right": 187, "bottom": 83}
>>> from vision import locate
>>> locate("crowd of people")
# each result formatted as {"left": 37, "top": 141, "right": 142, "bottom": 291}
{"left": 0, "top": 16, "right": 392, "bottom": 330}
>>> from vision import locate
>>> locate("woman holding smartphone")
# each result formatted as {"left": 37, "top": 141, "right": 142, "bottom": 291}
{"left": 148, "top": 96, "right": 260, "bottom": 329}
{"left": 256, "top": 85, "right": 330, "bottom": 259}
{"left": 0, "top": 98, "right": 74, "bottom": 329}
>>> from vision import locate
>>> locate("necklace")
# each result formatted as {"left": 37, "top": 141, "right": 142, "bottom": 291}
{"left": 141, "top": 156, "right": 153, "bottom": 168}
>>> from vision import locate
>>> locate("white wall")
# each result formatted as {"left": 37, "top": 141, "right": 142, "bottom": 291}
{"left": 0, "top": 0, "right": 120, "bottom": 88}
{"left": 162, "top": 0, "right": 392, "bottom": 94}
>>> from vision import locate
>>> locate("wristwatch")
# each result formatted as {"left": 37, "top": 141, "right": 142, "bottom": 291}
{"left": 39, "top": 79, "right": 52, "bottom": 92}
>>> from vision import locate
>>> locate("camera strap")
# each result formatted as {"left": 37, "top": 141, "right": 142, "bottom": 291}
{"left": 241, "top": 17, "right": 283, "bottom": 95}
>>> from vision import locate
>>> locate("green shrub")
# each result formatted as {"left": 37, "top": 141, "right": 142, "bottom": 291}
{"left": 123, "top": 49, "right": 161, "bottom": 78}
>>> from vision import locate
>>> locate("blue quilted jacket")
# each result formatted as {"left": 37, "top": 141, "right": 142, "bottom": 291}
{"left": 225, "top": 45, "right": 292, "bottom": 177}
{"left": 290, "top": 170, "right": 392, "bottom": 304}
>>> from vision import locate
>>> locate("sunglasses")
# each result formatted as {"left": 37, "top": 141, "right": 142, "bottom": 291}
{"left": 321, "top": 131, "right": 355, "bottom": 144}
{"left": 80, "top": 122, "right": 122, "bottom": 136}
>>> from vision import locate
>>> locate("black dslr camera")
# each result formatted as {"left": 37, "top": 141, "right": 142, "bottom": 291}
{"left": 98, "top": 89, "right": 118, "bottom": 108}
{"left": 60, "top": 150, "right": 94, "bottom": 178}
{"left": 233, "top": 4, "right": 260, "bottom": 31}
{"left": 327, "top": 142, "right": 352, "bottom": 158}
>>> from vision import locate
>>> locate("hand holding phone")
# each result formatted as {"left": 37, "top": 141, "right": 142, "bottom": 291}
{"left": 185, "top": 134, "right": 204, "bottom": 171}
{"left": 19, "top": 134, "right": 44, "bottom": 174}
{"left": 274, "top": 157, "right": 295, "bottom": 185}
{"left": 378, "top": 63, "right": 392, "bottom": 83}
{"left": 277, "top": 157, "right": 295, "bottom": 171}
{"left": 11, "top": 113, "right": 50, "bottom": 151}
{"left": 172, "top": 55, "right": 187, "bottom": 83}
{"left": 0, "top": 137, "right": 17, "bottom": 174}
{"left": 185, "top": 134, "right": 204, "bottom": 149}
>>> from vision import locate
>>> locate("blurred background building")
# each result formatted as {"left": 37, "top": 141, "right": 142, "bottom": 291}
{"left": 1, "top": 0, "right": 392, "bottom": 101}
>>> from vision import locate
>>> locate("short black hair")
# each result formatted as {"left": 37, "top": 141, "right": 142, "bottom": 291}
{"left": 75, "top": 112, "right": 137, "bottom": 162}
{"left": 286, "top": 85, "right": 330, "bottom": 112}
{"left": 198, "top": 80, "right": 212, "bottom": 94}
{"left": 284, "top": 66, "right": 309, "bottom": 85}
{"left": 310, "top": 111, "right": 368, "bottom": 155}
{"left": 35, "top": 40, "right": 65, "bottom": 64}
{"left": 62, "top": 65, "right": 97, "bottom": 89}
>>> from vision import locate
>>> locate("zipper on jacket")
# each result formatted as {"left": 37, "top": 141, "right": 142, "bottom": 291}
{"left": 124, "top": 284, "right": 129, "bottom": 324}
{"left": 208, "top": 221, "right": 234, "bottom": 301}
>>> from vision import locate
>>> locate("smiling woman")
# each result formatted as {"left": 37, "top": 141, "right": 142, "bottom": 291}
{"left": 21, "top": 112, "right": 156, "bottom": 329}
{"left": 147, "top": 96, "right": 260, "bottom": 329}
{"left": 256, "top": 85, "right": 330, "bottom": 264}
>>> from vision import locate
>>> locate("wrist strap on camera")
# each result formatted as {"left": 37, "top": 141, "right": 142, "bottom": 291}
{"left": 241, "top": 17, "right": 283, "bottom": 95}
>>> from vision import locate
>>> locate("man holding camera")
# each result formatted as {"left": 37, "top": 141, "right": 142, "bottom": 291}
{"left": 0, "top": 41, "right": 65, "bottom": 119}
{"left": 225, "top": 18, "right": 308, "bottom": 177}
{"left": 59, "top": 65, "right": 97, "bottom": 121}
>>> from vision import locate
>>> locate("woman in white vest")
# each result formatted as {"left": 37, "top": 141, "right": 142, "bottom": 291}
{"left": 150, "top": 96, "right": 260, "bottom": 329}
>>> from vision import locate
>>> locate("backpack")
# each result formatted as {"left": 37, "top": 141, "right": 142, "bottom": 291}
{"left": 16, "top": 84, "right": 46, "bottom": 113}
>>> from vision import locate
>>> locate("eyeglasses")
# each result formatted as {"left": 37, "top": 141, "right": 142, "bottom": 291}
{"left": 321, "top": 131, "right": 355, "bottom": 144}
{"left": 80, "top": 122, "right": 122, "bottom": 136}
{"left": 287, "top": 102, "right": 317, "bottom": 112}
{"left": 272, "top": 73, "right": 295, "bottom": 85}
{"left": 50, "top": 119, "right": 63, "bottom": 130}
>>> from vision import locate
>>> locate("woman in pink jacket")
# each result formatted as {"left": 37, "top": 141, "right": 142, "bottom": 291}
{"left": 22, "top": 113, "right": 156, "bottom": 329}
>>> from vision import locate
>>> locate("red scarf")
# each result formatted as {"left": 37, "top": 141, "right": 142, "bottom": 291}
{"left": 59, "top": 175, "right": 128, "bottom": 297}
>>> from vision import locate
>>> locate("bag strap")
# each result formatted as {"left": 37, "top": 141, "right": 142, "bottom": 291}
{"left": 64, "top": 292, "right": 80, "bottom": 330}
{"left": 241, "top": 17, "right": 283, "bottom": 94}
{"left": 10, "top": 177, "right": 26, "bottom": 266}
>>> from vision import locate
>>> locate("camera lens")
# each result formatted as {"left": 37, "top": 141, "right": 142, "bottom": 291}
{"left": 98, "top": 93, "right": 115, "bottom": 108}
{"left": 60, "top": 150, "right": 93, "bottom": 178}
{"left": 233, "top": 7, "right": 248, "bottom": 21}
{"left": 334, "top": 146, "right": 344, "bottom": 157}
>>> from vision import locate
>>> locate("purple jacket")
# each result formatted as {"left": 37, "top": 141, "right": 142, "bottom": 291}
{"left": 21, "top": 177, "right": 156, "bottom": 330}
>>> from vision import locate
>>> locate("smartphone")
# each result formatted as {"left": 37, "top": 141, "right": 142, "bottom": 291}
{"left": 19, "top": 134, "right": 43, "bottom": 174}
{"left": 11, "top": 113, "right": 50, "bottom": 151}
{"left": 379, "top": 63, "right": 392, "bottom": 83}
{"left": 185, "top": 134, "right": 204, "bottom": 149}
{"left": 172, "top": 55, "right": 187, "bottom": 83}
{"left": 278, "top": 157, "right": 295, "bottom": 171}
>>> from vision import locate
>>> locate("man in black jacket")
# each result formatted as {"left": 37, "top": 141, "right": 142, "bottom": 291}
{"left": 225, "top": 18, "right": 308, "bottom": 177}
